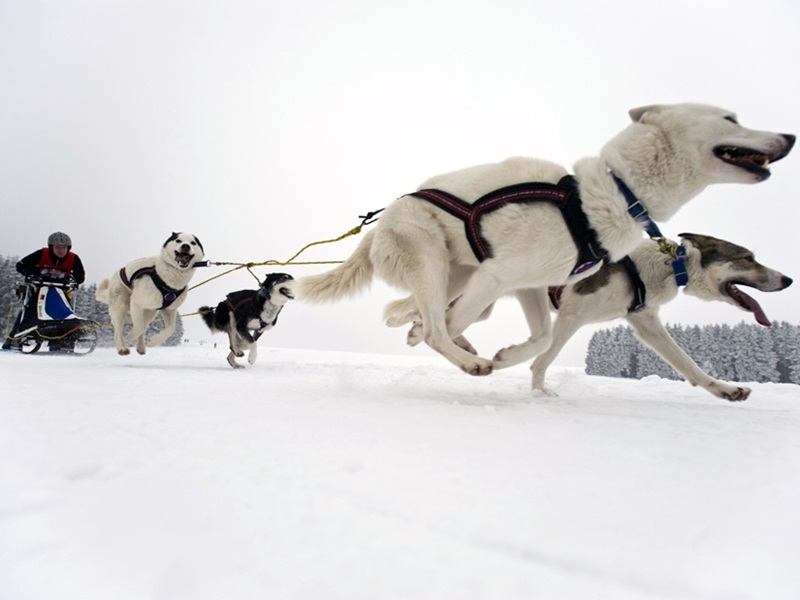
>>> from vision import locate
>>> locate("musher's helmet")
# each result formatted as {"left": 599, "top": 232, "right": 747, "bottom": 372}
{"left": 47, "top": 231, "right": 72, "bottom": 249}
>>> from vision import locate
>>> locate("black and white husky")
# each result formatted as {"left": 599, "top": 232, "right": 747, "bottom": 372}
{"left": 200, "top": 273, "right": 294, "bottom": 368}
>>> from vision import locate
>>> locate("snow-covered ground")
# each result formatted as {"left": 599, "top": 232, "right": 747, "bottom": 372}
{"left": 1, "top": 345, "right": 799, "bottom": 600}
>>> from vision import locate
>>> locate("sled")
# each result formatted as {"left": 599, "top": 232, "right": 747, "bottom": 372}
{"left": 3, "top": 278, "right": 99, "bottom": 355}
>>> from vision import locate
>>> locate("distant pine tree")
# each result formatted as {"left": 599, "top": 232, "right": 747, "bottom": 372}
{"left": 586, "top": 320, "right": 799, "bottom": 385}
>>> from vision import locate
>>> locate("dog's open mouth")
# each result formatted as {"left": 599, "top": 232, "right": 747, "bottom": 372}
{"left": 722, "top": 281, "right": 771, "bottom": 327}
{"left": 174, "top": 251, "right": 194, "bottom": 268}
{"left": 279, "top": 286, "right": 295, "bottom": 300}
{"left": 713, "top": 146, "right": 777, "bottom": 178}
{"left": 713, "top": 137, "right": 794, "bottom": 179}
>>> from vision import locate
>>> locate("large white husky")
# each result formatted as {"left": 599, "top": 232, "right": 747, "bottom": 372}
{"left": 297, "top": 104, "right": 794, "bottom": 375}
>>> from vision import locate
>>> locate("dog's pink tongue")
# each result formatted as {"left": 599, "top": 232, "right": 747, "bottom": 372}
{"left": 738, "top": 288, "right": 772, "bottom": 327}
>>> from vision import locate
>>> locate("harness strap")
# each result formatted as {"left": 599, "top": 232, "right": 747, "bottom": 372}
{"left": 548, "top": 255, "right": 647, "bottom": 313}
{"left": 119, "top": 266, "right": 186, "bottom": 310}
{"left": 611, "top": 173, "right": 664, "bottom": 239}
{"left": 657, "top": 239, "right": 688, "bottom": 287}
{"left": 618, "top": 256, "right": 647, "bottom": 313}
{"left": 409, "top": 176, "right": 606, "bottom": 275}
{"left": 224, "top": 290, "right": 275, "bottom": 331}
{"left": 225, "top": 295, "right": 253, "bottom": 313}
{"left": 548, "top": 286, "right": 565, "bottom": 310}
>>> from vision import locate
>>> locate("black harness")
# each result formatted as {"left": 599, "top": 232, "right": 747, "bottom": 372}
{"left": 408, "top": 175, "right": 607, "bottom": 275}
{"left": 224, "top": 289, "right": 277, "bottom": 332}
{"left": 119, "top": 267, "right": 186, "bottom": 310}
{"left": 547, "top": 255, "right": 647, "bottom": 314}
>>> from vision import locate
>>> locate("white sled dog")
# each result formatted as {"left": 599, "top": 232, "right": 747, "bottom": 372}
{"left": 385, "top": 234, "right": 793, "bottom": 400}
{"left": 297, "top": 103, "right": 794, "bottom": 375}
{"left": 96, "top": 232, "right": 205, "bottom": 355}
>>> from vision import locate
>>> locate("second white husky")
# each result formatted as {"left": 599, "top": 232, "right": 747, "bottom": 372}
{"left": 297, "top": 103, "right": 794, "bottom": 375}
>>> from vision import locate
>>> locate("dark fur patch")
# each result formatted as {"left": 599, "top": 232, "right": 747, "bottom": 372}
{"left": 573, "top": 262, "right": 625, "bottom": 295}
{"left": 680, "top": 233, "right": 754, "bottom": 269}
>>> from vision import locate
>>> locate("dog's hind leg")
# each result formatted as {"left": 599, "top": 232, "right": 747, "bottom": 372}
{"left": 109, "top": 303, "right": 131, "bottom": 355}
{"left": 127, "top": 307, "right": 157, "bottom": 355}
{"left": 492, "top": 288, "right": 553, "bottom": 369}
{"left": 226, "top": 351, "right": 244, "bottom": 368}
{"left": 147, "top": 308, "right": 179, "bottom": 348}
{"left": 225, "top": 329, "right": 245, "bottom": 368}
{"left": 529, "top": 312, "right": 585, "bottom": 396}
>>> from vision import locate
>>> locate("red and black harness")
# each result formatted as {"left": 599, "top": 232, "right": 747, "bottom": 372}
{"left": 408, "top": 175, "right": 607, "bottom": 276}
{"left": 119, "top": 267, "right": 186, "bottom": 310}
{"left": 224, "top": 289, "right": 274, "bottom": 333}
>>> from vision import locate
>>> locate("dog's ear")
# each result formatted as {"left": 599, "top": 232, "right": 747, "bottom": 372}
{"left": 677, "top": 232, "right": 710, "bottom": 250}
{"left": 193, "top": 236, "right": 204, "bottom": 254}
{"left": 628, "top": 105, "right": 662, "bottom": 123}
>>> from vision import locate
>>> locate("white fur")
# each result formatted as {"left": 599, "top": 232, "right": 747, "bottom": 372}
{"left": 96, "top": 233, "right": 205, "bottom": 355}
{"left": 297, "top": 104, "right": 794, "bottom": 375}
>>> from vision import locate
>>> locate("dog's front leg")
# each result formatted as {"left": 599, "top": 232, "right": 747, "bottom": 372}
{"left": 246, "top": 336, "right": 258, "bottom": 365}
{"left": 492, "top": 288, "right": 553, "bottom": 369}
{"left": 626, "top": 311, "right": 751, "bottom": 401}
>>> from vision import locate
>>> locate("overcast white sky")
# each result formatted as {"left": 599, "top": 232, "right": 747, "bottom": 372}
{"left": 1, "top": 0, "right": 799, "bottom": 366}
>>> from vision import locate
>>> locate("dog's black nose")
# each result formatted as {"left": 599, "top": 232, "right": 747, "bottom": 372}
{"left": 180, "top": 244, "right": 191, "bottom": 253}
{"left": 782, "top": 134, "right": 796, "bottom": 153}
{"left": 781, "top": 275, "right": 793, "bottom": 289}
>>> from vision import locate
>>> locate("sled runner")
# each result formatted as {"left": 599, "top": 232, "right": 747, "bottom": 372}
{"left": 3, "top": 278, "right": 98, "bottom": 355}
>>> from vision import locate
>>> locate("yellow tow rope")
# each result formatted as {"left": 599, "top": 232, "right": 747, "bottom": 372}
{"left": 3, "top": 210, "right": 384, "bottom": 334}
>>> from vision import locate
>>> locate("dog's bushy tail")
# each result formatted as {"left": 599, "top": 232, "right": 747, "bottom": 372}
{"left": 199, "top": 306, "right": 217, "bottom": 332}
{"left": 95, "top": 278, "right": 110, "bottom": 304}
{"left": 296, "top": 229, "right": 376, "bottom": 303}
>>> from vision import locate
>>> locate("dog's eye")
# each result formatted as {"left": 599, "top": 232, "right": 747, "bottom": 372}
{"left": 724, "top": 116, "right": 738, "bottom": 124}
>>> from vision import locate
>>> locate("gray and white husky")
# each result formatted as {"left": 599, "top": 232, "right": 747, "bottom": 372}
{"left": 527, "top": 234, "right": 792, "bottom": 400}
{"left": 298, "top": 104, "right": 794, "bottom": 375}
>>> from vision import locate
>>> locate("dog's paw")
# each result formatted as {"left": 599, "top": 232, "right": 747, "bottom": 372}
{"left": 406, "top": 322, "right": 423, "bottom": 347}
{"left": 532, "top": 384, "right": 558, "bottom": 397}
{"left": 492, "top": 347, "right": 522, "bottom": 370}
{"left": 118, "top": 348, "right": 130, "bottom": 356}
{"left": 719, "top": 384, "right": 751, "bottom": 402}
{"left": 463, "top": 358, "right": 493, "bottom": 377}
{"left": 227, "top": 353, "right": 244, "bottom": 369}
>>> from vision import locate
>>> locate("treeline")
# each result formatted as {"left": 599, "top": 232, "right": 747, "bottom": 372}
{"left": 586, "top": 322, "right": 800, "bottom": 384}
{"left": 1, "top": 255, "right": 183, "bottom": 347}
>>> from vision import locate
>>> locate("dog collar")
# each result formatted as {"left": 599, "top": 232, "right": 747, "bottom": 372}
{"left": 611, "top": 173, "right": 664, "bottom": 239}
{"left": 657, "top": 239, "right": 688, "bottom": 287}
